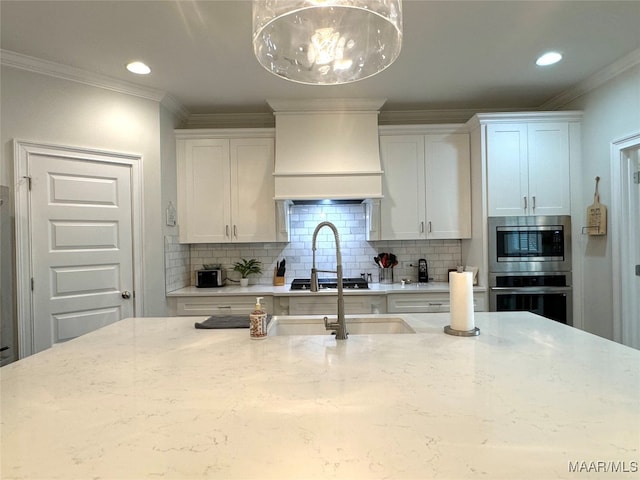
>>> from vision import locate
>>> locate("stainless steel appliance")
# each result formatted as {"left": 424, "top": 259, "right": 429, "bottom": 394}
{"left": 489, "top": 272, "right": 572, "bottom": 325}
{"left": 195, "top": 269, "right": 226, "bottom": 288}
{"left": 290, "top": 278, "right": 369, "bottom": 290}
{"left": 418, "top": 258, "right": 428, "bottom": 283}
{"left": 489, "top": 215, "right": 571, "bottom": 273}
{"left": 488, "top": 216, "right": 572, "bottom": 325}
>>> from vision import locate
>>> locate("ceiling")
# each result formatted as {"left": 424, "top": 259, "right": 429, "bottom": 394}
{"left": 2, "top": 1, "right": 639, "bottom": 116}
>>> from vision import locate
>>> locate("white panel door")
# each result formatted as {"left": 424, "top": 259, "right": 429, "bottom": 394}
{"left": 621, "top": 144, "right": 640, "bottom": 349}
{"left": 487, "top": 123, "right": 528, "bottom": 216}
{"left": 379, "top": 135, "right": 425, "bottom": 240}
{"left": 29, "top": 154, "right": 135, "bottom": 352}
{"left": 527, "top": 122, "right": 570, "bottom": 215}
{"left": 230, "top": 138, "right": 276, "bottom": 242}
{"left": 424, "top": 133, "right": 471, "bottom": 238}
{"left": 179, "top": 139, "right": 230, "bottom": 243}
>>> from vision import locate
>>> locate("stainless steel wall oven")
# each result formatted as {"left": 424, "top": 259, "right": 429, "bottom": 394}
{"left": 488, "top": 216, "right": 572, "bottom": 325}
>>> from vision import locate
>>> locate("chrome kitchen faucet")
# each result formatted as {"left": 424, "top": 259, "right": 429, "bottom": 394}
{"left": 310, "top": 221, "right": 347, "bottom": 340}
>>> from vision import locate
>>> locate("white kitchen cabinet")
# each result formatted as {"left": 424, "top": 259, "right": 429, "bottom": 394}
{"left": 386, "top": 292, "right": 486, "bottom": 313}
{"left": 289, "top": 295, "right": 386, "bottom": 315}
{"left": 379, "top": 129, "right": 471, "bottom": 240}
{"left": 176, "top": 130, "right": 278, "bottom": 243}
{"left": 486, "top": 121, "right": 571, "bottom": 216}
{"left": 174, "top": 295, "right": 274, "bottom": 316}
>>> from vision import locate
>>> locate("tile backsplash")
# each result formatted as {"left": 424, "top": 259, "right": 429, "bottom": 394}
{"left": 165, "top": 203, "right": 462, "bottom": 290}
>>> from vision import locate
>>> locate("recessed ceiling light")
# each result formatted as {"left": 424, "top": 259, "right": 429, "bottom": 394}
{"left": 126, "top": 61, "right": 151, "bottom": 75}
{"left": 536, "top": 51, "right": 562, "bottom": 67}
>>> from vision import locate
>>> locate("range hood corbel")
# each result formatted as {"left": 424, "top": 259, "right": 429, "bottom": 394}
{"left": 269, "top": 99, "right": 386, "bottom": 201}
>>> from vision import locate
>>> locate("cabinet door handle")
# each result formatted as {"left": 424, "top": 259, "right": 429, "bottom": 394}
{"left": 532, "top": 196, "right": 536, "bottom": 211}
{"left": 233, "top": 225, "right": 237, "bottom": 238}
{"left": 428, "top": 221, "right": 432, "bottom": 233}
{"left": 523, "top": 196, "right": 528, "bottom": 211}
{"left": 420, "top": 221, "right": 424, "bottom": 233}
{"left": 225, "top": 225, "right": 230, "bottom": 237}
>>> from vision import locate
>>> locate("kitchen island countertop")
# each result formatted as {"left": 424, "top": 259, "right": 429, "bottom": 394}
{"left": 1, "top": 312, "right": 638, "bottom": 479}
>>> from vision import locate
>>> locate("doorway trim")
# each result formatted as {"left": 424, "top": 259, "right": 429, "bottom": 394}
{"left": 14, "top": 140, "right": 145, "bottom": 358}
{"left": 610, "top": 131, "right": 640, "bottom": 346}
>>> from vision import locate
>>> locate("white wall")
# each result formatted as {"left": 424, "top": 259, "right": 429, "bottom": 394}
{"left": 0, "top": 66, "right": 173, "bottom": 339}
{"left": 564, "top": 64, "right": 640, "bottom": 339}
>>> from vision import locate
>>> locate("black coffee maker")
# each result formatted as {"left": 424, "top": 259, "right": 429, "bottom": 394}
{"left": 418, "top": 258, "right": 428, "bottom": 283}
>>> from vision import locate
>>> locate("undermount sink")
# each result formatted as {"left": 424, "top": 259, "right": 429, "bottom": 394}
{"left": 268, "top": 316, "right": 416, "bottom": 336}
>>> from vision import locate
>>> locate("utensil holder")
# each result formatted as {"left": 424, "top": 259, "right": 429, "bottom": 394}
{"left": 379, "top": 267, "right": 393, "bottom": 284}
{"left": 273, "top": 267, "right": 285, "bottom": 286}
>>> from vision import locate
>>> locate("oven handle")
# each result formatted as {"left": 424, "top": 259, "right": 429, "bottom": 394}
{"left": 490, "top": 286, "right": 572, "bottom": 294}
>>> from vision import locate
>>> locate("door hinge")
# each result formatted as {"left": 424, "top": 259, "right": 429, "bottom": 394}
{"left": 633, "top": 171, "right": 640, "bottom": 185}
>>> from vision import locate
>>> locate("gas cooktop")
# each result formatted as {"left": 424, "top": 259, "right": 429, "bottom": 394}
{"left": 290, "top": 278, "right": 369, "bottom": 290}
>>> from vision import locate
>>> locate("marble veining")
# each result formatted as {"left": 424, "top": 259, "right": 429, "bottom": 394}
{"left": 1, "top": 312, "right": 638, "bottom": 479}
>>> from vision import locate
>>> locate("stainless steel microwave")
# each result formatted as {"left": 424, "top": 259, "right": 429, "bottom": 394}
{"left": 488, "top": 216, "right": 571, "bottom": 273}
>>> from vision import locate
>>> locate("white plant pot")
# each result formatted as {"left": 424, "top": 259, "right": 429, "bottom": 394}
{"left": 240, "top": 278, "right": 249, "bottom": 287}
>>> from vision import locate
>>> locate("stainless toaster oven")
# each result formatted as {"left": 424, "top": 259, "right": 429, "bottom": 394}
{"left": 196, "top": 269, "right": 226, "bottom": 288}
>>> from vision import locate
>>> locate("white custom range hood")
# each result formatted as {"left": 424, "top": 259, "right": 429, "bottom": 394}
{"left": 269, "top": 99, "right": 385, "bottom": 201}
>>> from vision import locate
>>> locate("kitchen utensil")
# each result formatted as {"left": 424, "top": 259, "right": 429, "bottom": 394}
{"left": 586, "top": 176, "right": 607, "bottom": 235}
{"left": 276, "top": 258, "right": 286, "bottom": 276}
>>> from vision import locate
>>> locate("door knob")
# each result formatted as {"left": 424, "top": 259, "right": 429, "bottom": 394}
{"left": 121, "top": 291, "right": 131, "bottom": 299}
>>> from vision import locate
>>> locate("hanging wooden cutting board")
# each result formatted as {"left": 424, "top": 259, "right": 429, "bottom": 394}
{"left": 587, "top": 176, "right": 607, "bottom": 235}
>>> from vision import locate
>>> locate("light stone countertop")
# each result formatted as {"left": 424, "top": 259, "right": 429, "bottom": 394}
{"left": 167, "top": 281, "right": 486, "bottom": 297}
{"left": 1, "top": 312, "right": 638, "bottom": 479}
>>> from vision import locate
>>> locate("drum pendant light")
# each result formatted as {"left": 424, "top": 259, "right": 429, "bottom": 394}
{"left": 253, "top": 0, "right": 402, "bottom": 85}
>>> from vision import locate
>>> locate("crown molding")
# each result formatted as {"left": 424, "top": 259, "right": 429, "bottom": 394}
{"left": 540, "top": 47, "right": 640, "bottom": 110}
{"left": 160, "top": 94, "right": 190, "bottom": 123}
{"left": 184, "top": 112, "right": 275, "bottom": 129}
{"left": 1, "top": 49, "right": 168, "bottom": 103}
{"left": 267, "top": 98, "right": 387, "bottom": 112}
{"left": 378, "top": 107, "right": 527, "bottom": 125}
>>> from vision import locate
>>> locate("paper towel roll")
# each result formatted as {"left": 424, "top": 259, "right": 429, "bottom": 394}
{"left": 449, "top": 271, "right": 475, "bottom": 331}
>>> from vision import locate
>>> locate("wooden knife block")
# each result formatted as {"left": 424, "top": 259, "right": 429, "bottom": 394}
{"left": 273, "top": 267, "right": 285, "bottom": 286}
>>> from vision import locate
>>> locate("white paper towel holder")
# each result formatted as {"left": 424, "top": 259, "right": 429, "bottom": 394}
{"left": 444, "top": 325, "right": 480, "bottom": 337}
{"left": 445, "top": 266, "right": 480, "bottom": 336}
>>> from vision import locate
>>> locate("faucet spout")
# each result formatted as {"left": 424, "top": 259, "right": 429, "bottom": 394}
{"left": 311, "top": 221, "right": 347, "bottom": 339}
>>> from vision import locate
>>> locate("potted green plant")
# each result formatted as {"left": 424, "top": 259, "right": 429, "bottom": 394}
{"left": 233, "top": 258, "right": 262, "bottom": 287}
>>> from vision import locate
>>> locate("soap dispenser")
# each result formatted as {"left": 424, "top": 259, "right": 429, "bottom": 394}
{"left": 249, "top": 297, "right": 267, "bottom": 339}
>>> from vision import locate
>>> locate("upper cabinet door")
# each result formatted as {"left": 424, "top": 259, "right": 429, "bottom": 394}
{"left": 527, "top": 122, "right": 570, "bottom": 216}
{"left": 486, "top": 123, "right": 529, "bottom": 216}
{"left": 230, "top": 138, "right": 276, "bottom": 242}
{"left": 178, "top": 138, "right": 230, "bottom": 243}
{"left": 424, "top": 133, "right": 471, "bottom": 239}
{"left": 379, "top": 135, "right": 426, "bottom": 240}
{"left": 486, "top": 121, "right": 571, "bottom": 216}
{"left": 176, "top": 134, "right": 277, "bottom": 244}
{"left": 379, "top": 131, "right": 471, "bottom": 240}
